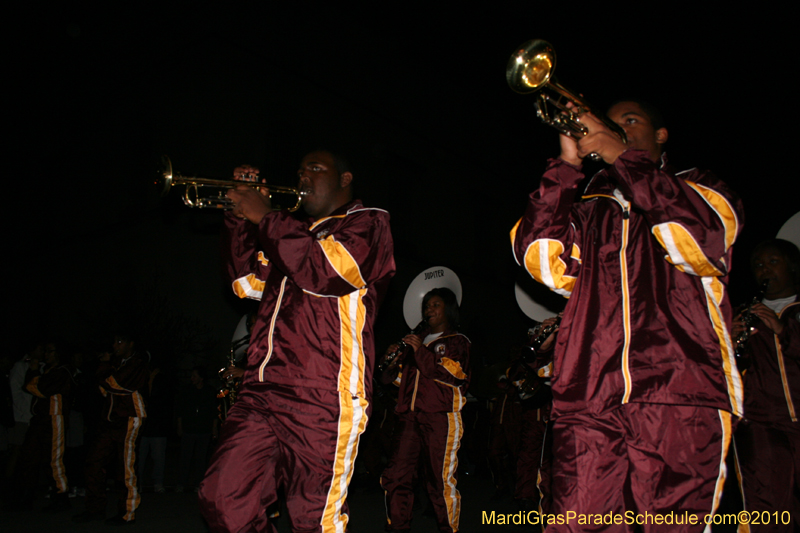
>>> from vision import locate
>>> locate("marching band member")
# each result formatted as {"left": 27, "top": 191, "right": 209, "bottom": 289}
{"left": 199, "top": 150, "right": 395, "bottom": 533}
{"left": 74, "top": 333, "right": 149, "bottom": 525}
{"left": 381, "top": 287, "right": 470, "bottom": 533}
{"left": 18, "top": 340, "right": 75, "bottom": 511}
{"left": 734, "top": 239, "right": 800, "bottom": 532}
{"left": 511, "top": 99, "right": 743, "bottom": 531}
{"left": 509, "top": 316, "right": 557, "bottom": 513}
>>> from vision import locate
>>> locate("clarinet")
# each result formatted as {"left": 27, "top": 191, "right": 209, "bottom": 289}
{"left": 523, "top": 316, "right": 562, "bottom": 361}
{"left": 378, "top": 320, "right": 427, "bottom": 372}
{"left": 734, "top": 280, "right": 769, "bottom": 357}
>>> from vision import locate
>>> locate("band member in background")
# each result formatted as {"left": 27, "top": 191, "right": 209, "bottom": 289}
{"left": 508, "top": 316, "right": 558, "bottom": 513}
{"left": 380, "top": 287, "right": 470, "bottom": 533}
{"left": 733, "top": 238, "right": 800, "bottom": 532}
{"left": 511, "top": 99, "right": 743, "bottom": 531}
{"left": 176, "top": 367, "right": 218, "bottom": 493}
{"left": 199, "top": 150, "right": 395, "bottom": 533}
{"left": 487, "top": 353, "right": 524, "bottom": 503}
{"left": 73, "top": 332, "right": 149, "bottom": 525}
{"left": 18, "top": 340, "right": 76, "bottom": 511}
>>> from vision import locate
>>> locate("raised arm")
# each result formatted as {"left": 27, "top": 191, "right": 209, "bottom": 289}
{"left": 99, "top": 356, "right": 149, "bottom": 395}
{"left": 510, "top": 158, "right": 585, "bottom": 298}
{"left": 610, "top": 150, "right": 743, "bottom": 277}
{"left": 257, "top": 207, "right": 395, "bottom": 297}
{"left": 223, "top": 213, "right": 271, "bottom": 301}
{"left": 25, "top": 366, "right": 73, "bottom": 398}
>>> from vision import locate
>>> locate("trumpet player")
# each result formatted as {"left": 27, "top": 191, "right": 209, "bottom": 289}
{"left": 511, "top": 99, "right": 744, "bottom": 531}
{"left": 199, "top": 150, "right": 396, "bottom": 533}
{"left": 380, "top": 287, "right": 470, "bottom": 533}
{"left": 733, "top": 239, "right": 800, "bottom": 531}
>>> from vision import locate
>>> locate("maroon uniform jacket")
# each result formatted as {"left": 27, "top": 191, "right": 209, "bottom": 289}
{"left": 225, "top": 200, "right": 395, "bottom": 401}
{"left": 26, "top": 364, "right": 76, "bottom": 418}
{"left": 511, "top": 149, "right": 744, "bottom": 417}
{"left": 742, "top": 297, "right": 800, "bottom": 423}
{"left": 97, "top": 352, "right": 148, "bottom": 421}
{"left": 394, "top": 329, "right": 470, "bottom": 413}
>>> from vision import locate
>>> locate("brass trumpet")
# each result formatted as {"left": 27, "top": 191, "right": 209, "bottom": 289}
{"left": 157, "top": 155, "right": 305, "bottom": 211}
{"left": 506, "top": 40, "right": 627, "bottom": 159}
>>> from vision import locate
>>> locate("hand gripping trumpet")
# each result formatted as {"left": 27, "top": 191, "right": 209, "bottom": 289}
{"left": 506, "top": 39, "right": 627, "bottom": 160}
{"left": 156, "top": 155, "right": 305, "bottom": 211}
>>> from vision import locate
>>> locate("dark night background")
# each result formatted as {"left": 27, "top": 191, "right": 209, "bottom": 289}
{"left": 9, "top": 4, "right": 797, "bottom": 373}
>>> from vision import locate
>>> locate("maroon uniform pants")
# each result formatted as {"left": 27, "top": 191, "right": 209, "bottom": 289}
{"left": 515, "top": 408, "right": 548, "bottom": 504}
{"left": 19, "top": 414, "right": 68, "bottom": 496}
{"left": 84, "top": 417, "right": 143, "bottom": 520}
{"left": 199, "top": 384, "right": 368, "bottom": 533}
{"left": 547, "top": 403, "right": 731, "bottom": 532}
{"left": 381, "top": 411, "right": 463, "bottom": 533}
{"left": 487, "top": 400, "right": 522, "bottom": 495}
{"left": 734, "top": 418, "right": 800, "bottom": 532}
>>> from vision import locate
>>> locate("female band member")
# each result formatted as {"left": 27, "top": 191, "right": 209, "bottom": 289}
{"left": 734, "top": 239, "right": 800, "bottom": 532}
{"left": 380, "top": 287, "right": 470, "bottom": 533}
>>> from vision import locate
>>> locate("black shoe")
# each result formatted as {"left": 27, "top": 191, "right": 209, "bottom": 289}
{"left": 72, "top": 510, "right": 105, "bottom": 523}
{"left": 106, "top": 513, "right": 136, "bottom": 525}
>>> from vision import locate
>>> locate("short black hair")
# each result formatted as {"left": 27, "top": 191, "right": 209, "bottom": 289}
{"left": 608, "top": 98, "right": 666, "bottom": 131}
{"left": 751, "top": 238, "right": 800, "bottom": 287}
{"left": 422, "top": 287, "right": 460, "bottom": 331}
{"left": 112, "top": 329, "right": 137, "bottom": 345}
{"left": 309, "top": 148, "right": 352, "bottom": 177}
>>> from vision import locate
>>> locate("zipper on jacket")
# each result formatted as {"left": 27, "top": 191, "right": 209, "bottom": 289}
{"left": 612, "top": 190, "right": 634, "bottom": 404}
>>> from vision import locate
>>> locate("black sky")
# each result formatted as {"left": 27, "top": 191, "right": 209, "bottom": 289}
{"left": 9, "top": 4, "right": 797, "bottom": 366}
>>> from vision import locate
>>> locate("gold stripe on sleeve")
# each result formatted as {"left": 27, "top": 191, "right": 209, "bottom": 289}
{"left": 439, "top": 358, "right": 467, "bottom": 381}
{"left": 318, "top": 236, "right": 367, "bottom": 289}
{"left": 652, "top": 223, "right": 724, "bottom": 277}
{"left": 523, "top": 239, "right": 576, "bottom": 297}
{"left": 232, "top": 274, "right": 266, "bottom": 300}
{"left": 26, "top": 376, "right": 46, "bottom": 398}
{"left": 686, "top": 182, "right": 739, "bottom": 251}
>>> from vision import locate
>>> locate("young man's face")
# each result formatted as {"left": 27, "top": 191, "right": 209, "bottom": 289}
{"left": 752, "top": 246, "right": 796, "bottom": 299}
{"left": 113, "top": 337, "right": 134, "bottom": 358}
{"left": 296, "top": 151, "right": 351, "bottom": 219}
{"left": 607, "top": 102, "right": 667, "bottom": 163}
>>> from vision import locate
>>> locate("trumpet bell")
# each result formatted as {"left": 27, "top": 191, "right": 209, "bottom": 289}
{"left": 506, "top": 39, "right": 627, "bottom": 155}
{"left": 156, "top": 155, "right": 175, "bottom": 198}
{"left": 506, "top": 40, "right": 556, "bottom": 94}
